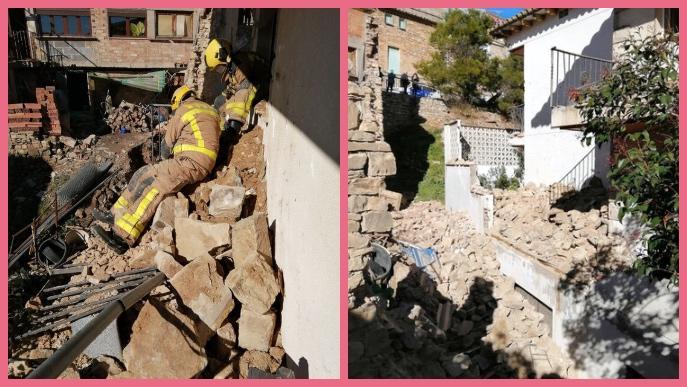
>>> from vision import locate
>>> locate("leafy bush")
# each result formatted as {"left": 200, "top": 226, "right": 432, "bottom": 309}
{"left": 576, "top": 34, "right": 678, "bottom": 283}
{"left": 479, "top": 165, "right": 520, "bottom": 190}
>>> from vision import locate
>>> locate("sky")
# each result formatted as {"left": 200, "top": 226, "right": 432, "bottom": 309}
{"left": 485, "top": 8, "right": 523, "bottom": 19}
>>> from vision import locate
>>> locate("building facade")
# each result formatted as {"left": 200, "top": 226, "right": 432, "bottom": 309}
{"left": 491, "top": 8, "right": 677, "bottom": 188}
{"left": 24, "top": 8, "right": 201, "bottom": 68}
{"left": 348, "top": 8, "right": 446, "bottom": 82}
{"left": 9, "top": 8, "right": 202, "bottom": 108}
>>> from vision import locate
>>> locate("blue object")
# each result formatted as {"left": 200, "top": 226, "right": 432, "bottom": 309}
{"left": 401, "top": 244, "right": 438, "bottom": 268}
{"left": 119, "top": 127, "right": 128, "bottom": 134}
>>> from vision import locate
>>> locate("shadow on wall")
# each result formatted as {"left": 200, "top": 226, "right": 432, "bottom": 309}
{"left": 204, "top": 9, "right": 340, "bottom": 165}
{"left": 348, "top": 267, "right": 562, "bottom": 378}
{"left": 8, "top": 155, "right": 54, "bottom": 239}
{"left": 558, "top": 247, "right": 679, "bottom": 378}
{"left": 528, "top": 11, "right": 614, "bottom": 184}
{"left": 382, "top": 92, "right": 432, "bottom": 207}
{"left": 550, "top": 176, "right": 609, "bottom": 213}
{"left": 530, "top": 10, "right": 614, "bottom": 129}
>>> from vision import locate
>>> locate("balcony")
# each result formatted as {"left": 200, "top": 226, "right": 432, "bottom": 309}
{"left": 550, "top": 47, "right": 612, "bottom": 128}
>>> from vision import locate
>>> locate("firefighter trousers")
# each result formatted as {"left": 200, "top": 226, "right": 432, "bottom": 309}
{"left": 111, "top": 157, "right": 210, "bottom": 245}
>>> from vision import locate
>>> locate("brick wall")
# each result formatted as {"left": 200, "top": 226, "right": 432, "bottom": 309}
{"left": 373, "top": 9, "right": 437, "bottom": 82}
{"left": 31, "top": 8, "right": 199, "bottom": 68}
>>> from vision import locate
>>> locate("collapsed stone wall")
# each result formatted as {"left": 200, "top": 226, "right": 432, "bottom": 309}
{"left": 382, "top": 93, "right": 450, "bottom": 133}
{"left": 184, "top": 8, "right": 215, "bottom": 102}
{"left": 9, "top": 132, "right": 96, "bottom": 161}
{"left": 348, "top": 15, "right": 401, "bottom": 282}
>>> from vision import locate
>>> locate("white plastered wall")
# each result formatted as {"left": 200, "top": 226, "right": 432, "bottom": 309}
{"left": 504, "top": 9, "right": 613, "bottom": 186}
{"left": 261, "top": 9, "right": 340, "bottom": 378}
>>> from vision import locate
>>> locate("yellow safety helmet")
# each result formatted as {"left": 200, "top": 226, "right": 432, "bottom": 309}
{"left": 170, "top": 85, "right": 194, "bottom": 111}
{"left": 204, "top": 38, "right": 231, "bottom": 70}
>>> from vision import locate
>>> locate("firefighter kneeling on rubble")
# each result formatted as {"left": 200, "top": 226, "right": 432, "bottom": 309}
{"left": 91, "top": 86, "right": 220, "bottom": 254}
{"left": 204, "top": 38, "right": 268, "bottom": 132}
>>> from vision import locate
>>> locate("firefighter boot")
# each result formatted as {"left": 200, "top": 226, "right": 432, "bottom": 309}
{"left": 90, "top": 224, "right": 128, "bottom": 255}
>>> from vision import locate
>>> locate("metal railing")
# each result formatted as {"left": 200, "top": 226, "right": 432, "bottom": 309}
{"left": 549, "top": 146, "right": 596, "bottom": 204}
{"left": 550, "top": 47, "right": 613, "bottom": 108}
{"left": 37, "top": 40, "right": 68, "bottom": 66}
{"left": 9, "top": 30, "right": 34, "bottom": 61}
{"left": 380, "top": 73, "right": 441, "bottom": 98}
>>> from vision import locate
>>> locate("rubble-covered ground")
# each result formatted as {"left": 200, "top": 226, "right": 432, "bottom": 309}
{"left": 492, "top": 182, "right": 634, "bottom": 281}
{"left": 349, "top": 201, "right": 576, "bottom": 378}
{"left": 9, "top": 125, "right": 284, "bottom": 379}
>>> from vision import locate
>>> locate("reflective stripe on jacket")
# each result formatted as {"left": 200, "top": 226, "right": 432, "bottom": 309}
{"left": 164, "top": 98, "right": 221, "bottom": 170}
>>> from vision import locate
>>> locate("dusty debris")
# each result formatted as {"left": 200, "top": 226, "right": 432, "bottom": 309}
{"left": 104, "top": 101, "right": 150, "bottom": 133}
{"left": 492, "top": 185, "right": 632, "bottom": 275}
{"left": 349, "top": 201, "right": 576, "bottom": 378}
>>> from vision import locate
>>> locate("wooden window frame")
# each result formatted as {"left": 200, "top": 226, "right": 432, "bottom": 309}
{"left": 385, "top": 13, "right": 394, "bottom": 26}
{"left": 154, "top": 11, "right": 194, "bottom": 39}
{"left": 399, "top": 17, "right": 407, "bottom": 31}
{"left": 36, "top": 9, "right": 92, "bottom": 37}
{"left": 108, "top": 9, "right": 148, "bottom": 39}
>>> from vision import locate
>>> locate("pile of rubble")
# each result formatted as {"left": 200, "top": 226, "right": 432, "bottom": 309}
{"left": 349, "top": 201, "right": 575, "bottom": 378}
{"left": 9, "top": 133, "right": 98, "bottom": 161}
{"left": 10, "top": 129, "right": 281, "bottom": 378}
{"left": 492, "top": 183, "right": 633, "bottom": 276}
{"left": 104, "top": 101, "right": 150, "bottom": 133}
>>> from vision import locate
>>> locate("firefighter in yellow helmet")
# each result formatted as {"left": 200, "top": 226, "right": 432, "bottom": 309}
{"left": 204, "top": 38, "right": 269, "bottom": 132}
{"left": 91, "top": 86, "right": 221, "bottom": 253}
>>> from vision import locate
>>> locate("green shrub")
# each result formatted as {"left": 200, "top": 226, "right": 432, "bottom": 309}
{"left": 576, "top": 34, "right": 678, "bottom": 283}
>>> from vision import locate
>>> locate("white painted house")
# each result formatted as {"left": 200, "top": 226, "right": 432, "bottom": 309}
{"left": 491, "top": 8, "right": 677, "bottom": 189}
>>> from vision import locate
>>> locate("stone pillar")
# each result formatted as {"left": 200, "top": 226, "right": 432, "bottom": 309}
{"left": 348, "top": 15, "right": 401, "bottom": 290}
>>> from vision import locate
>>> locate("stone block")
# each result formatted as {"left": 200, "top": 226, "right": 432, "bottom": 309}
{"left": 237, "top": 308, "right": 276, "bottom": 352}
{"left": 209, "top": 185, "right": 245, "bottom": 220}
{"left": 122, "top": 299, "right": 209, "bottom": 378}
{"left": 348, "top": 153, "right": 367, "bottom": 170}
{"left": 225, "top": 258, "right": 279, "bottom": 314}
{"left": 174, "top": 217, "right": 231, "bottom": 261}
{"left": 361, "top": 211, "right": 393, "bottom": 233}
{"left": 232, "top": 212, "right": 272, "bottom": 267}
{"left": 169, "top": 254, "right": 234, "bottom": 331}
{"left": 367, "top": 152, "right": 397, "bottom": 176}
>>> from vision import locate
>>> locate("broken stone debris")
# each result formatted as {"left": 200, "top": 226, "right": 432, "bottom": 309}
{"left": 225, "top": 257, "right": 280, "bottom": 314}
{"left": 209, "top": 184, "right": 245, "bottom": 220}
{"left": 151, "top": 194, "right": 188, "bottom": 232}
{"left": 122, "top": 298, "right": 210, "bottom": 378}
{"left": 174, "top": 217, "right": 231, "bottom": 261}
{"left": 169, "top": 254, "right": 235, "bottom": 332}
{"left": 232, "top": 212, "right": 272, "bottom": 267}
{"left": 348, "top": 200, "right": 577, "bottom": 378}
{"left": 492, "top": 185, "right": 632, "bottom": 275}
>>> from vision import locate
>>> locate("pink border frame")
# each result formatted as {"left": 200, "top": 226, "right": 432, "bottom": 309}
{"left": 1, "top": 0, "right": 685, "bottom": 382}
